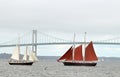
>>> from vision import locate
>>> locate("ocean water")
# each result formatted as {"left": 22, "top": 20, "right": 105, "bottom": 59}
{"left": 0, "top": 57, "right": 120, "bottom": 77}
{"left": 39, "top": 56, "right": 120, "bottom": 62}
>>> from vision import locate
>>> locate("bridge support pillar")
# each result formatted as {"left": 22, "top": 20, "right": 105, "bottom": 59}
{"left": 32, "top": 30, "right": 37, "bottom": 56}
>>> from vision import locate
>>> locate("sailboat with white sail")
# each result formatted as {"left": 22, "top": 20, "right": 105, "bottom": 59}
{"left": 9, "top": 45, "right": 34, "bottom": 65}
{"left": 9, "top": 35, "right": 39, "bottom": 65}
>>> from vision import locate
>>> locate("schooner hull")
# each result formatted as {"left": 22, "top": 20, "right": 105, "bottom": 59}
{"left": 9, "top": 62, "right": 33, "bottom": 65}
{"left": 63, "top": 62, "right": 97, "bottom": 66}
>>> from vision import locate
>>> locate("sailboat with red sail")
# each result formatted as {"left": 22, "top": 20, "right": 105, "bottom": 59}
{"left": 57, "top": 33, "right": 98, "bottom": 66}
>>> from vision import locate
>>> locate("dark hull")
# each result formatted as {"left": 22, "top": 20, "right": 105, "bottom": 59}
{"left": 9, "top": 62, "right": 33, "bottom": 65}
{"left": 63, "top": 62, "right": 97, "bottom": 66}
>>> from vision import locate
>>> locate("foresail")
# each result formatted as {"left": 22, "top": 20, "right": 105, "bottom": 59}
{"left": 11, "top": 45, "right": 19, "bottom": 60}
{"left": 29, "top": 51, "right": 39, "bottom": 61}
{"left": 85, "top": 41, "right": 98, "bottom": 61}
{"left": 32, "top": 52, "right": 39, "bottom": 61}
{"left": 57, "top": 46, "right": 73, "bottom": 62}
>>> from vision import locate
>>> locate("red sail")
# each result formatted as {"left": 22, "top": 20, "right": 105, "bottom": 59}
{"left": 85, "top": 41, "right": 98, "bottom": 61}
{"left": 57, "top": 46, "right": 73, "bottom": 62}
{"left": 74, "top": 45, "right": 83, "bottom": 61}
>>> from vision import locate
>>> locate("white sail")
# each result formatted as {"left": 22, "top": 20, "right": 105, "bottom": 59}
{"left": 29, "top": 51, "right": 39, "bottom": 61}
{"left": 11, "top": 45, "right": 19, "bottom": 60}
{"left": 22, "top": 47, "right": 28, "bottom": 61}
{"left": 33, "top": 52, "right": 39, "bottom": 61}
{"left": 23, "top": 52, "right": 28, "bottom": 61}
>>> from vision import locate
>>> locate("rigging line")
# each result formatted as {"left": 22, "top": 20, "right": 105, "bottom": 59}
{"left": 37, "top": 31, "right": 71, "bottom": 42}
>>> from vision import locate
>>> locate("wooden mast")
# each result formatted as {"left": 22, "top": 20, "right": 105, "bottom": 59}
{"left": 72, "top": 33, "right": 75, "bottom": 62}
{"left": 26, "top": 46, "right": 28, "bottom": 62}
{"left": 83, "top": 32, "right": 86, "bottom": 61}
{"left": 18, "top": 34, "right": 20, "bottom": 63}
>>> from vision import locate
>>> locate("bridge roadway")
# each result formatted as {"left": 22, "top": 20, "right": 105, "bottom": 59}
{"left": 0, "top": 42, "right": 120, "bottom": 47}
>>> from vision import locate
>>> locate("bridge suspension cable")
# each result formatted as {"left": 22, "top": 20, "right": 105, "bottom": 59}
{"left": 0, "top": 30, "right": 120, "bottom": 48}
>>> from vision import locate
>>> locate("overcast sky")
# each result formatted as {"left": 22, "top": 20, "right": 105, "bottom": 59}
{"left": 0, "top": 0, "right": 120, "bottom": 33}
{"left": 0, "top": 0, "right": 120, "bottom": 57}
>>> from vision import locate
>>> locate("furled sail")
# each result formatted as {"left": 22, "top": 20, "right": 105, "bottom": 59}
{"left": 85, "top": 41, "right": 98, "bottom": 61}
{"left": 74, "top": 45, "right": 83, "bottom": 61}
{"left": 11, "top": 45, "right": 19, "bottom": 60}
{"left": 57, "top": 46, "right": 73, "bottom": 62}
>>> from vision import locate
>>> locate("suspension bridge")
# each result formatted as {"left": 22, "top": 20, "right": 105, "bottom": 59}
{"left": 0, "top": 30, "right": 120, "bottom": 47}
{"left": 0, "top": 30, "right": 120, "bottom": 55}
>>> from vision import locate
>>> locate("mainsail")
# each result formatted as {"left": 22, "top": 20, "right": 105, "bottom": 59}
{"left": 85, "top": 41, "right": 98, "bottom": 61}
{"left": 11, "top": 45, "right": 19, "bottom": 60}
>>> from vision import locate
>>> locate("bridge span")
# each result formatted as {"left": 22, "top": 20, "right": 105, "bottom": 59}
{"left": 0, "top": 42, "right": 120, "bottom": 48}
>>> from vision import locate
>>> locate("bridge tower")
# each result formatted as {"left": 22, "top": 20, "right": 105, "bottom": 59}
{"left": 32, "top": 30, "right": 37, "bottom": 56}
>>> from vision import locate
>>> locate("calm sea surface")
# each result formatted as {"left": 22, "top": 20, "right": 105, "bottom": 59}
{"left": 0, "top": 57, "right": 120, "bottom": 77}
